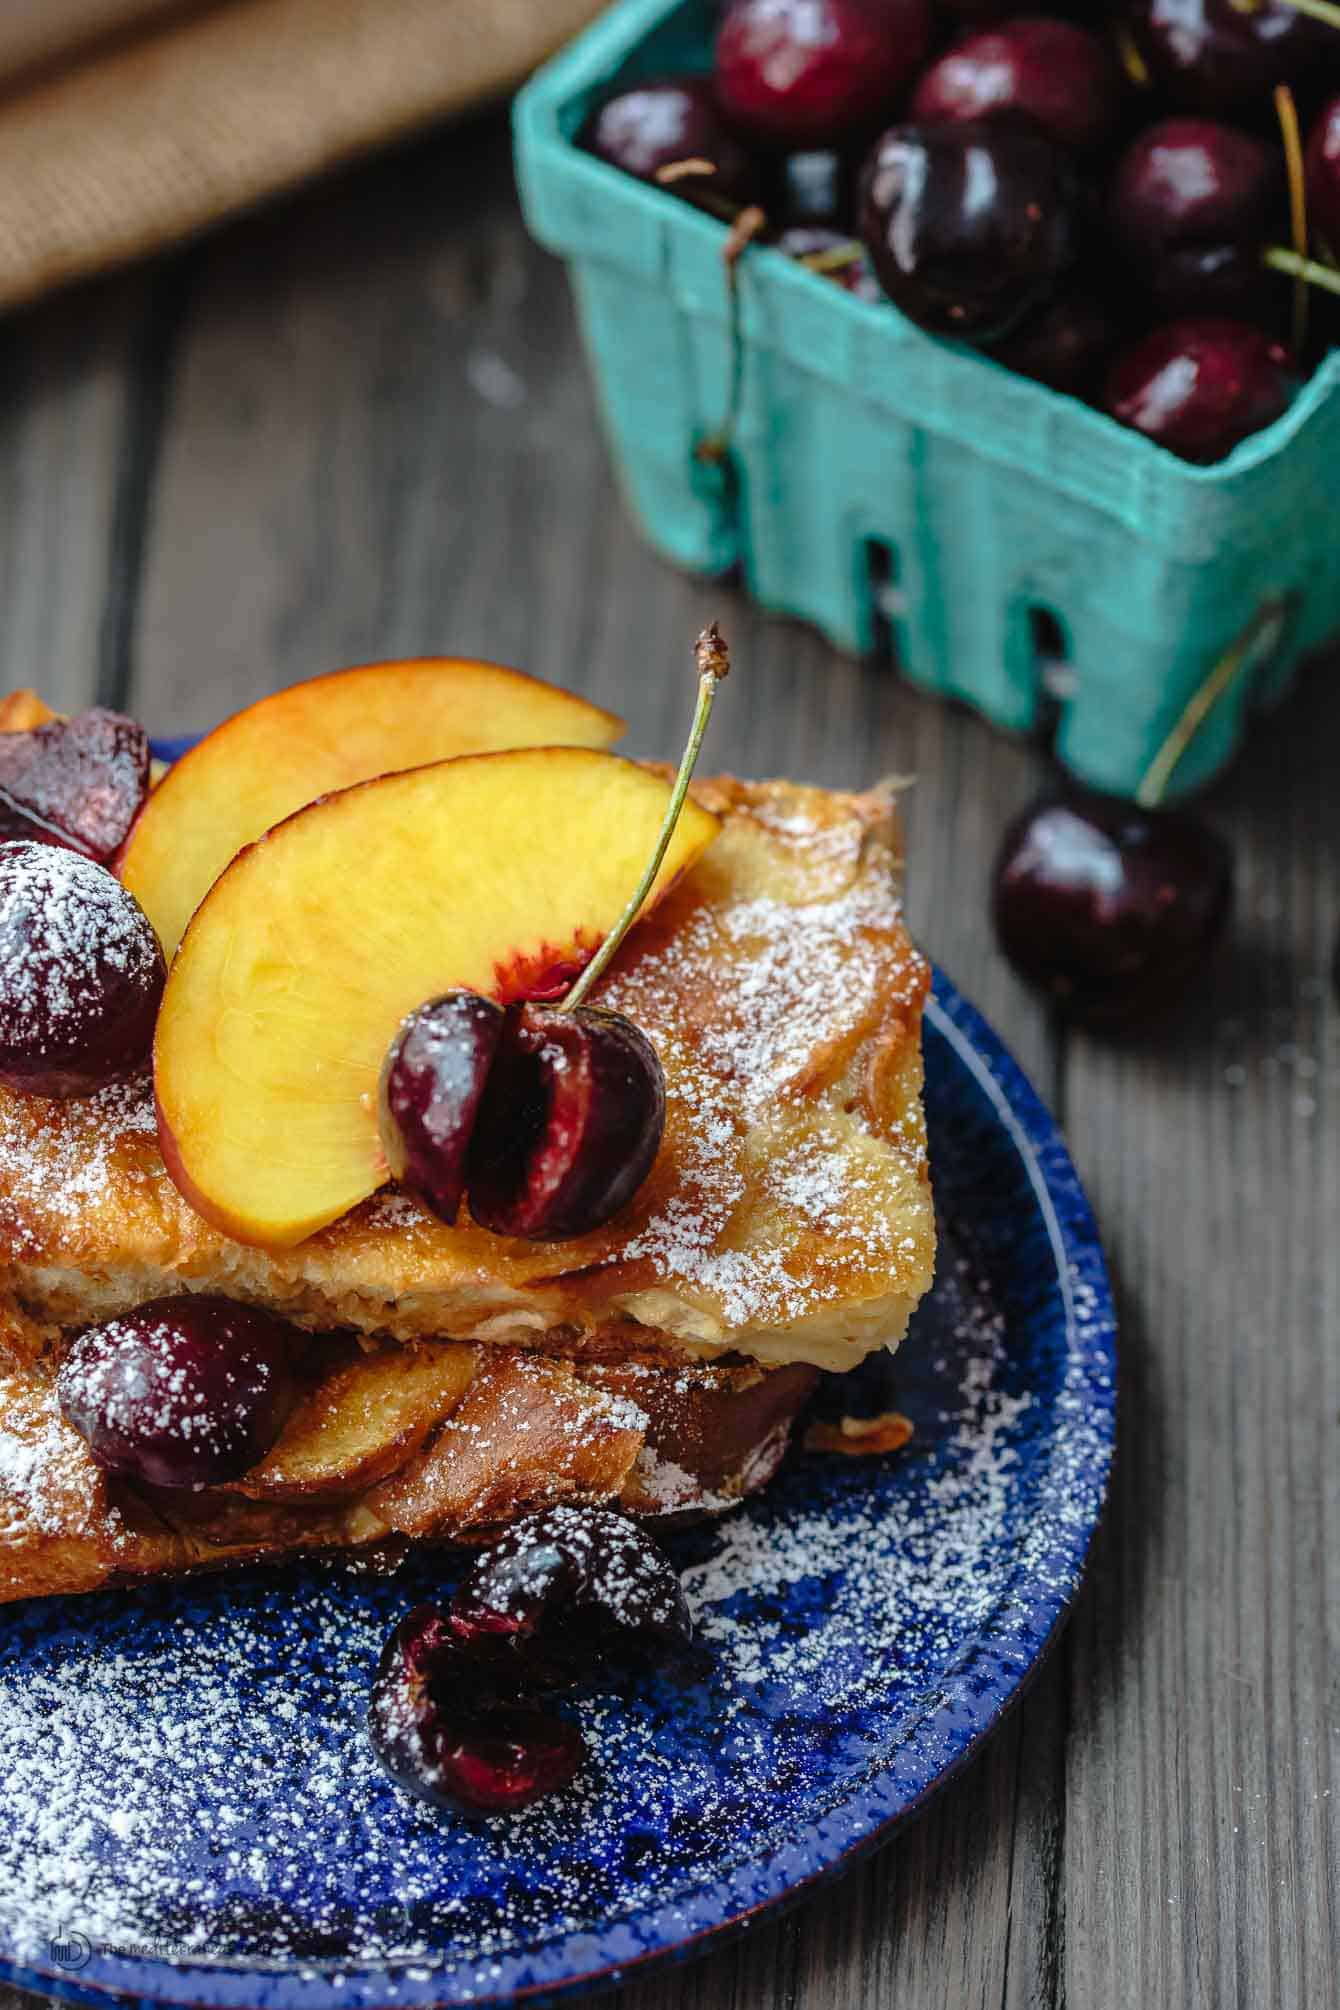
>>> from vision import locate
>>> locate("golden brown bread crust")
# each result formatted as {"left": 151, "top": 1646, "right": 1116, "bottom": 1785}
{"left": 0, "top": 1293, "right": 817, "bottom": 1604}
{"left": 0, "top": 777, "right": 935, "bottom": 1373}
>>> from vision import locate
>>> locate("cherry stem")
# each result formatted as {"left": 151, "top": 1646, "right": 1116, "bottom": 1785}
{"left": 1275, "top": 85, "right": 1310, "bottom": 354}
{"left": 1268, "top": 0, "right": 1340, "bottom": 29}
{"left": 799, "top": 238, "right": 865, "bottom": 275}
{"left": 696, "top": 206, "right": 768, "bottom": 466}
{"left": 1135, "top": 600, "right": 1289, "bottom": 809}
{"left": 560, "top": 624, "right": 730, "bottom": 1010}
{"left": 1263, "top": 245, "right": 1340, "bottom": 294}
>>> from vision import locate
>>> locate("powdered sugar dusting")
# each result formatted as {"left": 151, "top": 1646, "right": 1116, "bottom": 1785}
{"left": 0, "top": 844, "right": 159, "bottom": 1054}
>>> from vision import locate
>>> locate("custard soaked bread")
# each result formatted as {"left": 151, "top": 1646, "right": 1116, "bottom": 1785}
{"left": 0, "top": 666, "right": 934, "bottom": 1605}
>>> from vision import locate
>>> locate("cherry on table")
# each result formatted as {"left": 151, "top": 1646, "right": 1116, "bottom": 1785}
{"left": 992, "top": 788, "right": 1233, "bottom": 1030}
{"left": 1108, "top": 117, "right": 1284, "bottom": 323}
{"left": 57, "top": 1295, "right": 302, "bottom": 1491}
{"left": 860, "top": 121, "right": 1078, "bottom": 341}
{"left": 714, "top": 0, "right": 932, "bottom": 151}
{"left": 1123, "top": 0, "right": 1339, "bottom": 117}
{"left": 0, "top": 841, "right": 165, "bottom": 1098}
{"left": 580, "top": 76, "right": 761, "bottom": 211}
{"left": 1104, "top": 316, "right": 1297, "bottom": 462}
{"left": 912, "top": 17, "right": 1123, "bottom": 155}
{"left": 448, "top": 1505, "right": 698, "bottom": 1687}
{"left": 368, "top": 1605, "right": 584, "bottom": 1816}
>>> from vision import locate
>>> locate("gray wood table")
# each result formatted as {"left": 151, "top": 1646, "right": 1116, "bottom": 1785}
{"left": 0, "top": 112, "right": 1335, "bottom": 2010}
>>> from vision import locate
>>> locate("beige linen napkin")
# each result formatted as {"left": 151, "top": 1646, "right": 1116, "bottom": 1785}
{"left": 0, "top": 0, "right": 606, "bottom": 312}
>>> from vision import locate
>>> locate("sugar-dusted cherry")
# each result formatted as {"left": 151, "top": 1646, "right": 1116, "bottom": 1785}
{"left": 581, "top": 76, "right": 760, "bottom": 211}
{"left": 912, "top": 16, "right": 1122, "bottom": 155}
{"left": 1109, "top": 117, "right": 1283, "bottom": 323}
{"left": 368, "top": 1605, "right": 584, "bottom": 1816}
{"left": 1104, "top": 317, "right": 1297, "bottom": 462}
{"left": 715, "top": 0, "right": 932, "bottom": 151}
{"left": 448, "top": 1505, "right": 697, "bottom": 1686}
{"left": 58, "top": 1295, "right": 302, "bottom": 1491}
{"left": 860, "top": 121, "right": 1078, "bottom": 340}
{"left": 0, "top": 707, "right": 150, "bottom": 865}
{"left": 992, "top": 789, "right": 1233, "bottom": 1029}
{"left": 379, "top": 991, "right": 504, "bottom": 1225}
{"left": 0, "top": 841, "right": 165, "bottom": 1097}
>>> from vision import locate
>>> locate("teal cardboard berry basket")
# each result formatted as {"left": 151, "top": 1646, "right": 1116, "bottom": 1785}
{"left": 513, "top": 0, "right": 1340, "bottom": 800}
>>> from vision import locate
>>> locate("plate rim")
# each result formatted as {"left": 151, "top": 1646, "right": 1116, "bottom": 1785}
{"left": 2, "top": 901, "right": 1116, "bottom": 2010}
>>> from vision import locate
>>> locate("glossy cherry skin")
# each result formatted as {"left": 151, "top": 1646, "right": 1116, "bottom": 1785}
{"left": 991, "top": 287, "right": 1116, "bottom": 396}
{"left": 368, "top": 1605, "right": 584, "bottom": 1816}
{"left": 1306, "top": 94, "right": 1340, "bottom": 254}
{"left": 992, "top": 790, "right": 1233, "bottom": 1030}
{"left": 379, "top": 992, "right": 504, "bottom": 1225}
{"left": 0, "top": 708, "right": 150, "bottom": 864}
{"left": 1104, "top": 317, "right": 1296, "bottom": 462}
{"left": 777, "top": 225, "right": 882, "bottom": 299}
{"left": 580, "top": 76, "right": 760, "bottom": 211}
{"left": 715, "top": 0, "right": 932, "bottom": 151}
{"left": 1123, "top": 1, "right": 1338, "bottom": 117}
{"left": 0, "top": 842, "right": 165, "bottom": 1097}
{"left": 1109, "top": 117, "right": 1283, "bottom": 322}
{"left": 448, "top": 1505, "right": 697, "bottom": 1687}
{"left": 860, "top": 121, "right": 1078, "bottom": 341}
{"left": 775, "top": 147, "right": 855, "bottom": 229}
{"left": 466, "top": 1002, "right": 665, "bottom": 1241}
{"left": 912, "top": 17, "right": 1122, "bottom": 155}
{"left": 57, "top": 1295, "right": 301, "bottom": 1490}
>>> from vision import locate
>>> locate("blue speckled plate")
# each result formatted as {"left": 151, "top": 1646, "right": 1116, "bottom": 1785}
{"left": 0, "top": 909, "right": 1115, "bottom": 2010}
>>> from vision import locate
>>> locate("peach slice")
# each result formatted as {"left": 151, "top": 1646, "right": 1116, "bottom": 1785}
{"left": 154, "top": 746, "right": 719, "bottom": 1249}
{"left": 229, "top": 1342, "right": 477, "bottom": 1502}
{"left": 120, "top": 659, "right": 623, "bottom": 958}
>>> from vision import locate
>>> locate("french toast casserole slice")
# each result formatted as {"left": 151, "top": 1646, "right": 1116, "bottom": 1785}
{"left": 0, "top": 776, "right": 935, "bottom": 1602}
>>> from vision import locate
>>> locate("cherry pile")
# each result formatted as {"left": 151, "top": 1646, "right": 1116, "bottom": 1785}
{"left": 368, "top": 1506, "right": 698, "bottom": 1814}
{"left": 581, "top": 3, "right": 1340, "bottom": 461}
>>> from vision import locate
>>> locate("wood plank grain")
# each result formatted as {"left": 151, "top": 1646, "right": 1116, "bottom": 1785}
{"left": 0, "top": 270, "right": 162, "bottom": 715}
{"left": 1059, "top": 655, "right": 1339, "bottom": 2010}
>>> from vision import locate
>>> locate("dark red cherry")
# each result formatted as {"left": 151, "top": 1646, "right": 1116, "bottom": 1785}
{"left": 991, "top": 287, "right": 1116, "bottom": 395}
{"left": 992, "top": 789, "right": 1233, "bottom": 1029}
{"left": 1104, "top": 317, "right": 1296, "bottom": 462}
{"left": 1306, "top": 93, "right": 1340, "bottom": 254}
{"left": 581, "top": 75, "right": 760, "bottom": 210}
{"left": 0, "top": 842, "right": 164, "bottom": 1097}
{"left": 777, "top": 225, "right": 882, "bottom": 299}
{"left": 57, "top": 1295, "right": 301, "bottom": 1490}
{"left": 715, "top": 0, "right": 932, "bottom": 150}
{"left": 912, "top": 17, "right": 1122, "bottom": 155}
{"left": 378, "top": 992, "right": 504, "bottom": 1224}
{"left": 466, "top": 1002, "right": 664, "bottom": 1241}
{"left": 448, "top": 1505, "right": 697, "bottom": 1687}
{"left": 368, "top": 1605, "right": 583, "bottom": 1815}
{"left": 1109, "top": 118, "right": 1283, "bottom": 322}
{"left": 1123, "top": 0, "right": 1339, "bottom": 117}
{"left": 0, "top": 708, "right": 150, "bottom": 865}
{"left": 860, "top": 121, "right": 1078, "bottom": 340}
